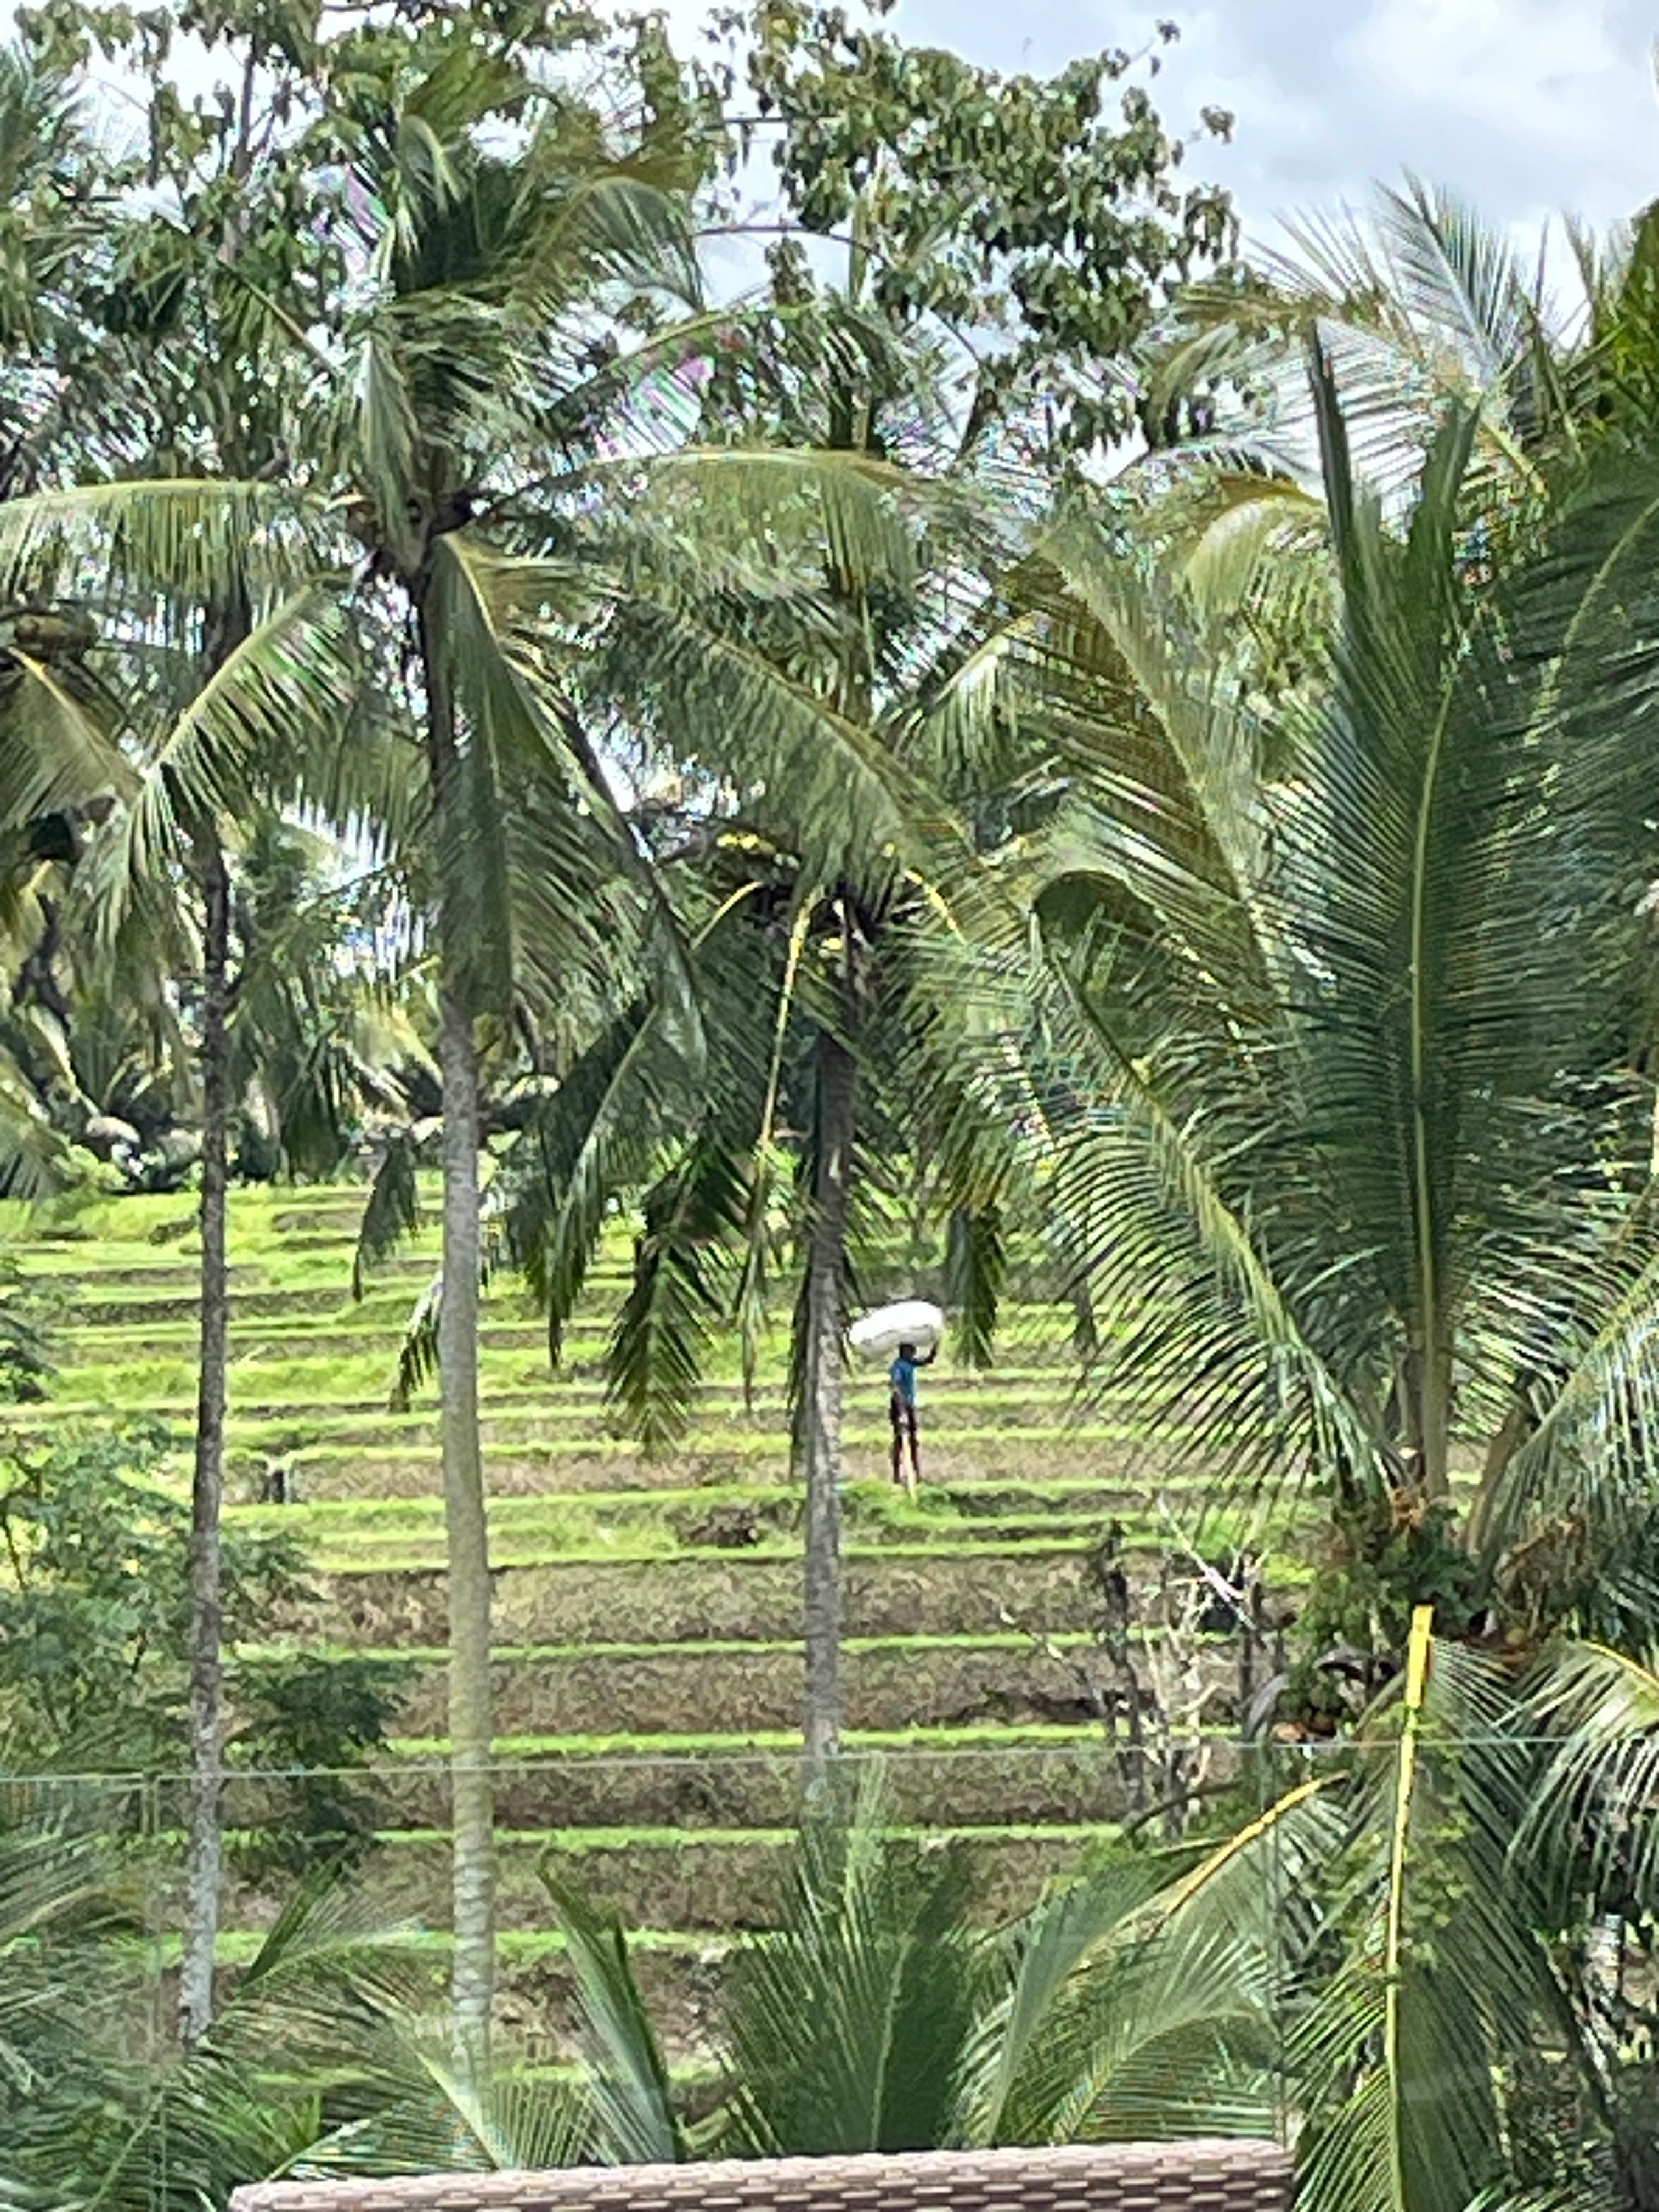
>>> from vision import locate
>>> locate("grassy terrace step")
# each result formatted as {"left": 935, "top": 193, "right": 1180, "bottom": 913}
{"left": 239, "top": 1483, "right": 1272, "bottom": 1570}
{"left": 245, "top": 1444, "right": 1204, "bottom": 1501}
{"left": 49, "top": 1289, "right": 1074, "bottom": 1328}
{"left": 300, "top": 1517, "right": 1117, "bottom": 1562}
{"left": 9, "top": 1426, "right": 1209, "bottom": 1498}
{"left": 0, "top": 1420, "right": 1228, "bottom": 1505}
{"left": 18, "top": 1352, "right": 1091, "bottom": 1417}
{"left": 200, "top": 1726, "right": 1222, "bottom": 1853}
{"left": 301, "top": 1731, "right": 1231, "bottom": 1833}
{"left": 10, "top": 1182, "right": 1280, "bottom": 1941}
{"left": 300, "top": 1525, "right": 1116, "bottom": 1575}
{"left": 46, "top": 1282, "right": 611, "bottom": 1334}
{"left": 56, "top": 1376, "right": 1091, "bottom": 1429}
{"left": 39, "top": 1320, "right": 1080, "bottom": 1380}
{"left": 18, "top": 1242, "right": 444, "bottom": 1282}
{"left": 283, "top": 1486, "right": 1283, "bottom": 1557}
{"left": 313, "top": 1547, "right": 1102, "bottom": 1647}
{"left": 38, "top": 1281, "right": 1064, "bottom": 1330}
{"left": 9, "top": 1380, "right": 1126, "bottom": 1433}
{"left": 227, "top": 1418, "right": 1177, "bottom": 1459}
{"left": 47, "top": 1341, "right": 1087, "bottom": 1398}
{"left": 224, "top": 1820, "right": 1122, "bottom": 1934}
{"left": 228, "top": 1476, "right": 1227, "bottom": 1544}
{"left": 4, "top": 1184, "right": 1060, "bottom": 1262}
{"left": 244, "top": 1630, "right": 1245, "bottom": 1738}
{"left": 313, "top": 1542, "right": 1308, "bottom": 1651}
{"left": 365, "top": 1722, "right": 1252, "bottom": 1832}
{"left": 44, "top": 1409, "right": 1168, "bottom": 1457}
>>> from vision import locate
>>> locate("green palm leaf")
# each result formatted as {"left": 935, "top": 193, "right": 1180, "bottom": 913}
{"left": 542, "top": 1872, "right": 684, "bottom": 2165}
{"left": 0, "top": 478, "right": 322, "bottom": 606}
{"left": 716, "top": 1767, "right": 983, "bottom": 2158}
{"left": 0, "top": 650, "right": 134, "bottom": 826}
{"left": 1521, "top": 1640, "right": 1659, "bottom": 1914}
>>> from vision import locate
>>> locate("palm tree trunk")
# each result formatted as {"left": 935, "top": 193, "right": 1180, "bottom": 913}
{"left": 437, "top": 985, "right": 494, "bottom": 2048}
{"left": 1403, "top": 1341, "right": 1452, "bottom": 1500}
{"left": 802, "top": 1024, "right": 855, "bottom": 1779}
{"left": 418, "top": 588, "right": 496, "bottom": 2053}
{"left": 179, "top": 836, "right": 230, "bottom": 2049}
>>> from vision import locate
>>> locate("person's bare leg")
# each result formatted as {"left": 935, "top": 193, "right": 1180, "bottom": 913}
{"left": 905, "top": 1414, "right": 921, "bottom": 1497}
{"left": 890, "top": 1412, "right": 904, "bottom": 1486}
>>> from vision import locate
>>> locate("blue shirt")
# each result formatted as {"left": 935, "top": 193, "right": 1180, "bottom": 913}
{"left": 890, "top": 1356, "right": 918, "bottom": 1407}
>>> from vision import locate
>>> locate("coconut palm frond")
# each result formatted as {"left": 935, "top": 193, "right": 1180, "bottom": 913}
{"left": 48, "top": 1877, "right": 428, "bottom": 2210}
{"left": 84, "top": 585, "right": 358, "bottom": 950}
{"left": 1293, "top": 1620, "right": 1502, "bottom": 2212}
{"left": 431, "top": 531, "right": 681, "bottom": 1020}
{"left": 608, "top": 1137, "right": 751, "bottom": 1454}
{"left": 0, "top": 649, "right": 134, "bottom": 826}
{"left": 975, "top": 1780, "right": 1339, "bottom": 2150}
{"left": 0, "top": 478, "right": 323, "bottom": 607}
{"left": 505, "top": 1000, "right": 666, "bottom": 1367}
{"left": 1030, "top": 949, "right": 1383, "bottom": 1505}
{"left": 389, "top": 1272, "right": 443, "bottom": 1416}
{"left": 526, "top": 166, "right": 702, "bottom": 313}
{"left": 714, "top": 1768, "right": 983, "bottom": 2159}
{"left": 0, "top": 1046, "right": 70, "bottom": 1200}
{"left": 1372, "top": 176, "right": 1541, "bottom": 392}
{"left": 354, "top": 1129, "right": 430, "bottom": 1299}
{"left": 1521, "top": 1640, "right": 1659, "bottom": 1912}
{"left": 542, "top": 1872, "right": 685, "bottom": 2165}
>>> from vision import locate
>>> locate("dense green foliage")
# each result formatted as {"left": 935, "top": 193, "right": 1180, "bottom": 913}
{"left": 2, "top": 0, "right": 1659, "bottom": 2205}
{"left": 0, "top": 1423, "right": 404, "bottom": 1855}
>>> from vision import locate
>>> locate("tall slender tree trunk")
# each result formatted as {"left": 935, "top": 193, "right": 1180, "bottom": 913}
{"left": 1403, "top": 1340, "right": 1452, "bottom": 1502}
{"left": 802, "top": 1025, "right": 855, "bottom": 1778}
{"left": 179, "top": 836, "right": 230, "bottom": 2049}
{"left": 437, "top": 986, "right": 493, "bottom": 2047}
{"left": 418, "top": 589, "right": 496, "bottom": 2052}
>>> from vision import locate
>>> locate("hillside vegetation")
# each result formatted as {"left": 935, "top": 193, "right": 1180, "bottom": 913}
{"left": 1, "top": 1180, "right": 1311, "bottom": 2059}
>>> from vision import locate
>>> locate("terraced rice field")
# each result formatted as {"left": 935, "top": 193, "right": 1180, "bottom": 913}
{"left": 0, "top": 1181, "right": 1297, "bottom": 2053}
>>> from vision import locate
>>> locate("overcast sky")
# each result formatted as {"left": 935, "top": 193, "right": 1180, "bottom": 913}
{"left": 815, "top": 1, "right": 1659, "bottom": 268}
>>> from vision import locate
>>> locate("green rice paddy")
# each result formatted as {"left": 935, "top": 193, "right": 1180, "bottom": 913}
{"left": 1, "top": 1178, "right": 1299, "bottom": 2041}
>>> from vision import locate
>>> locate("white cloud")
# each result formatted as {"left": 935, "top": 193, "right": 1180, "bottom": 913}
{"left": 1348, "top": 0, "right": 1624, "bottom": 129}
{"left": 1343, "top": 0, "right": 1652, "bottom": 183}
{"left": 1133, "top": 0, "right": 1659, "bottom": 259}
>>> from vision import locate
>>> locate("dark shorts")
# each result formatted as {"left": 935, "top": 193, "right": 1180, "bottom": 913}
{"left": 889, "top": 1391, "right": 917, "bottom": 1433}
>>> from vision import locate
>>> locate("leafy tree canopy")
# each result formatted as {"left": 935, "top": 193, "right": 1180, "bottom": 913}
{"left": 704, "top": 0, "right": 1236, "bottom": 462}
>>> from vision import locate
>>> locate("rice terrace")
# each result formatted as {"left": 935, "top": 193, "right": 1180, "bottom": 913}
{"left": 3, "top": 1, "right": 1659, "bottom": 2207}
{"left": 1, "top": 1181, "right": 1293, "bottom": 2018}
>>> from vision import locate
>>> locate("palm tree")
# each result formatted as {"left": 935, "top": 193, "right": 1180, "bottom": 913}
{"left": 9, "top": 1630, "right": 1658, "bottom": 2209}
{"left": 0, "top": 1821, "right": 434, "bottom": 2212}
{"left": 562, "top": 1768, "right": 1305, "bottom": 2159}
{"left": 303, "top": 28, "right": 729, "bottom": 2046}
{"left": 0, "top": 514, "right": 368, "bottom": 2035}
{"left": 0, "top": 47, "right": 159, "bottom": 1198}
{"left": 497, "top": 433, "right": 1071, "bottom": 1769}
{"left": 318, "top": 1639, "right": 1659, "bottom": 2209}
{"left": 272, "top": 1763, "right": 1299, "bottom": 2179}
{"left": 0, "top": 5, "right": 403, "bottom": 2039}
{"left": 979, "top": 347, "right": 1659, "bottom": 1671}
{"left": 1185, "top": 1613, "right": 1659, "bottom": 2212}
{"left": 1144, "top": 173, "right": 1659, "bottom": 534}
{"left": 0, "top": 1788, "right": 127, "bottom": 2199}
{"left": 4, "top": 10, "right": 724, "bottom": 2043}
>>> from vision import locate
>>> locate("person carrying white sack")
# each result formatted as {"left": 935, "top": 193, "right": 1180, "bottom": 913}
{"left": 887, "top": 1338, "right": 937, "bottom": 1495}
{"left": 849, "top": 1299, "right": 945, "bottom": 1498}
